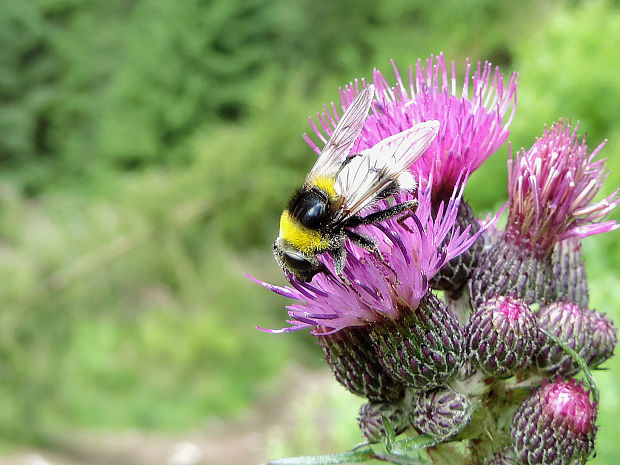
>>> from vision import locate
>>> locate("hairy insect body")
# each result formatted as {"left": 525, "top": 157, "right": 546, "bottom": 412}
{"left": 273, "top": 84, "right": 439, "bottom": 282}
{"left": 309, "top": 175, "right": 339, "bottom": 202}
{"left": 279, "top": 207, "right": 332, "bottom": 256}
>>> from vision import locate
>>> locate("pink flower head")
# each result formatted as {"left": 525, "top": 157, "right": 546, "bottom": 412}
{"left": 506, "top": 121, "right": 620, "bottom": 255}
{"left": 303, "top": 53, "right": 517, "bottom": 201}
{"left": 252, "top": 176, "right": 492, "bottom": 334}
{"left": 540, "top": 378, "right": 597, "bottom": 436}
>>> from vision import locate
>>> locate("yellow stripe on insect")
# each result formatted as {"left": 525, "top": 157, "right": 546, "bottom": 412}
{"left": 279, "top": 211, "right": 330, "bottom": 254}
{"left": 309, "top": 175, "right": 339, "bottom": 201}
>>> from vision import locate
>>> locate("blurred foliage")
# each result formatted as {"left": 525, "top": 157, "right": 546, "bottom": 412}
{"left": 0, "top": 0, "right": 619, "bottom": 463}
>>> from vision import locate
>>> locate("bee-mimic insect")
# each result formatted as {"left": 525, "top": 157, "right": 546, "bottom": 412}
{"left": 274, "top": 84, "right": 439, "bottom": 282}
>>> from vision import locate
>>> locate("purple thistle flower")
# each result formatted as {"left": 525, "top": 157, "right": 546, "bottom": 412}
{"left": 471, "top": 121, "right": 620, "bottom": 307}
{"left": 252, "top": 177, "right": 484, "bottom": 334}
{"left": 304, "top": 53, "right": 518, "bottom": 200}
{"left": 506, "top": 121, "right": 619, "bottom": 256}
{"left": 302, "top": 54, "right": 515, "bottom": 296}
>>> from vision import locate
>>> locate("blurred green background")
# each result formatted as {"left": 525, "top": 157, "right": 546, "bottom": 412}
{"left": 1, "top": 0, "right": 619, "bottom": 463}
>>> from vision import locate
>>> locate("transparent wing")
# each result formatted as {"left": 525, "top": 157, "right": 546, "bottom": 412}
{"left": 306, "top": 84, "right": 375, "bottom": 181}
{"left": 334, "top": 120, "right": 440, "bottom": 220}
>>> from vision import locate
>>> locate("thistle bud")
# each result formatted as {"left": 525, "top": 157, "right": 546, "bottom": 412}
{"left": 511, "top": 379, "right": 597, "bottom": 465}
{"left": 358, "top": 401, "right": 409, "bottom": 443}
{"left": 410, "top": 387, "right": 471, "bottom": 439}
{"left": 585, "top": 309, "right": 618, "bottom": 368}
{"left": 465, "top": 295, "right": 538, "bottom": 378}
{"left": 369, "top": 293, "right": 464, "bottom": 391}
{"left": 536, "top": 302, "right": 591, "bottom": 376}
{"left": 317, "top": 326, "right": 405, "bottom": 402}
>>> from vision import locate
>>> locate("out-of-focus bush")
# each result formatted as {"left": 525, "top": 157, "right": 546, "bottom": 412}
{"left": 0, "top": 0, "right": 538, "bottom": 181}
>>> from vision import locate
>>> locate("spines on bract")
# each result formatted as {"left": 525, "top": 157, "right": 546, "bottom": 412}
{"left": 465, "top": 295, "right": 538, "bottom": 378}
{"left": 584, "top": 308, "right": 618, "bottom": 368}
{"left": 430, "top": 200, "right": 483, "bottom": 297}
{"left": 552, "top": 239, "right": 589, "bottom": 308}
{"left": 369, "top": 293, "right": 464, "bottom": 391}
{"left": 358, "top": 401, "right": 410, "bottom": 443}
{"left": 536, "top": 302, "right": 592, "bottom": 377}
{"left": 511, "top": 379, "right": 597, "bottom": 465}
{"left": 316, "top": 326, "right": 405, "bottom": 402}
{"left": 410, "top": 387, "right": 472, "bottom": 439}
{"left": 470, "top": 233, "right": 555, "bottom": 309}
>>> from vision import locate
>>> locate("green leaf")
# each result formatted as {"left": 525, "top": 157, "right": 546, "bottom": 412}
{"left": 382, "top": 414, "right": 396, "bottom": 453}
{"left": 390, "top": 434, "right": 437, "bottom": 455}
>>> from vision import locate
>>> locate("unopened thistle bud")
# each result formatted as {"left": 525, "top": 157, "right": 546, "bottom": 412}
{"left": 536, "top": 302, "right": 591, "bottom": 376}
{"left": 358, "top": 401, "right": 409, "bottom": 443}
{"left": 585, "top": 309, "right": 618, "bottom": 368}
{"left": 369, "top": 293, "right": 464, "bottom": 391}
{"left": 511, "top": 379, "right": 597, "bottom": 465}
{"left": 410, "top": 387, "right": 471, "bottom": 439}
{"left": 465, "top": 295, "right": 538, "bottom": 378}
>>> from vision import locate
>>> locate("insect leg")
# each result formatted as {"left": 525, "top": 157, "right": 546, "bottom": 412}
{"left": 345, "top": 229, "right": 398, "bottom": 279}
{"left": 328, "top": 246, "right": 354, "bottom": 287}
{"left": 349, "top": 199, "right": 418, "bottom": 227}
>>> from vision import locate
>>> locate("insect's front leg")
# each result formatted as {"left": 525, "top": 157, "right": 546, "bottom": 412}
{"left": 349, "top": 199, "right": 418, "bottom": 227}
{"left": 328, "top": 241, "right": 360, "bottom": 290}
{"left": 344, "top": 229, "right": 398, "bottom": 280}
{"left": 329, "top": 244, "right": 348, "bottom": 282}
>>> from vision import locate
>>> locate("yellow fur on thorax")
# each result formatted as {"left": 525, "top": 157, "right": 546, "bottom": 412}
{"left": 279, "top": 211, "right": 330, "bottom": 254}
{"left": 309, "top": 175, "right": 339, "bottom": 201}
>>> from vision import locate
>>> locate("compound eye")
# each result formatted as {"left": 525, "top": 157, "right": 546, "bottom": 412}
{"left": 283, "top": 251, "right": 316, "bottom": 273}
